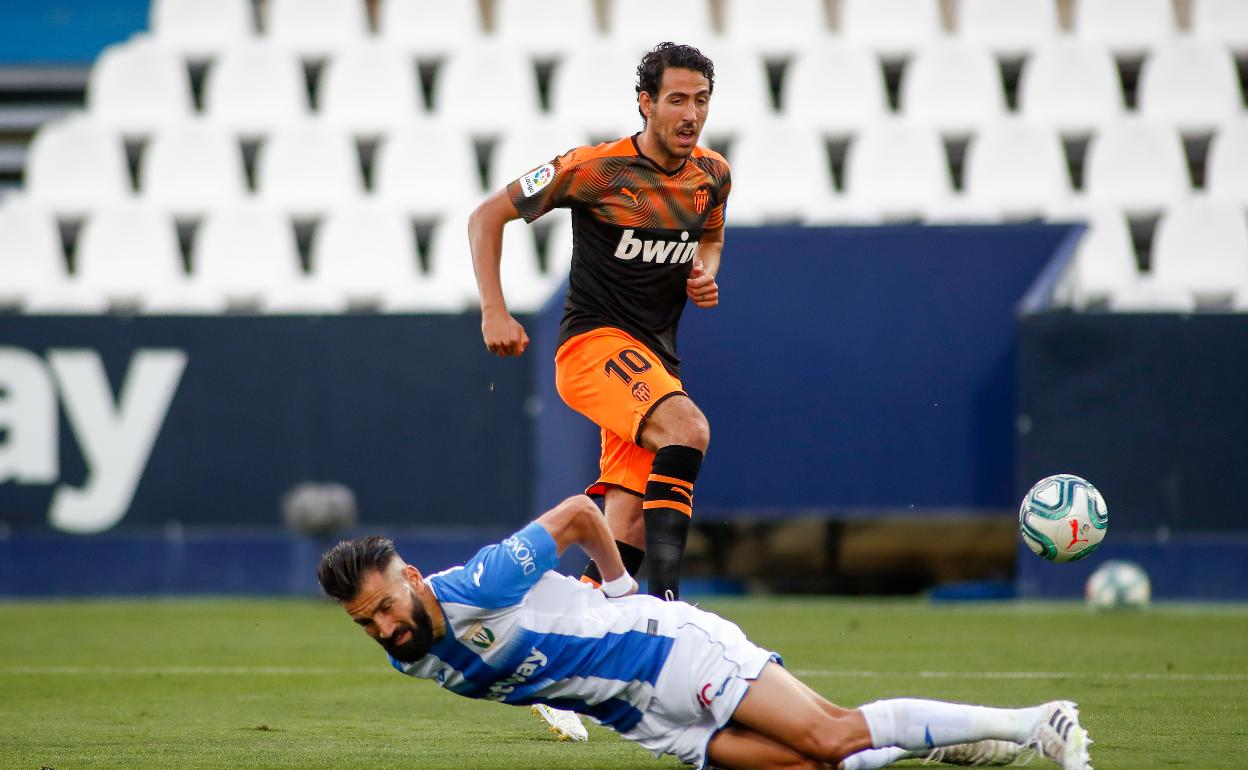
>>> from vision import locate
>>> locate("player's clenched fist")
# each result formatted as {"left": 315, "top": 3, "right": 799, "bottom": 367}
{"left": 686, "top": 259, "right": 719, "bottom": 308}
{"left": 482, "top": 311, "right": 530, "bottom": 356}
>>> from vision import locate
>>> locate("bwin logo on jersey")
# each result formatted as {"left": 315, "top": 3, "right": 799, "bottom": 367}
{"left": 614, "top": 229, "right": 698, "bottom": 264}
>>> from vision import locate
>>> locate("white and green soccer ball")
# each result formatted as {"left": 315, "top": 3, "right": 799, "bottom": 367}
{"left": 1019, "top": 474, "right": 1108, "bottom": 563}
{"left": 1086, "top": 560, "right": 1151, "bottom": 609}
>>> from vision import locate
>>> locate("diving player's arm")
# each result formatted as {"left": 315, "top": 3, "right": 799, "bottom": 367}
{"left": 469, "top": 188, "right": 530, "bottom": 357}
{"left": 687, "top": 225, "right": 723, "bottom": 308}
{"left": 535, "top": 496, "right": 637, "bottom": 597}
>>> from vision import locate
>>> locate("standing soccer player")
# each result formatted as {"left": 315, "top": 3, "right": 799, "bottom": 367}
{"left": 469, "top": 42, "right": 727, "bottom": 606}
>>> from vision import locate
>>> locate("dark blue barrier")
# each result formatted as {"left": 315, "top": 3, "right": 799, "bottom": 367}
{"left": 1, "top": 315, "right": 535, "bottom": 534}
{"left": 534, "top": 225, "right": 1078, "bottom": 516}
{"left": 0, "top": 1, "right": 148, "bottom": 64}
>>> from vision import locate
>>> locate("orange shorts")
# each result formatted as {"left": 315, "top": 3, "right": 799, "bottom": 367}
{"left": 555, "top": 328, "right": 686, "bottom": 496}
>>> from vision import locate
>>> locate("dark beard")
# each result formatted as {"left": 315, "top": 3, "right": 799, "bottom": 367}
{"left": 380, "top": 594, "right": 435, "bottom": 663}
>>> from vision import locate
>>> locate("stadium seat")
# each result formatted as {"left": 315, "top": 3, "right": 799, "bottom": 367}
{"left": 781, "top": 43, "right": 888, "bottom": 135}
{"left": 140, "top": 121, "right": 249, "bottom": 218}
{"left": 488, "top": 123, "right": 590, "bottom": 190}
{"left": 1152, "top": 201, "right": 1248, "bottom": 299}
{"left": 87, "top": 36, "right": 194, "bottom": 138}
{"left": 605, "top": 0, "right": 718, "bottom": 53}
{"left": 1192, "top": 0, "right": 1248, "bottom": 58}
{"left": 1083, "top": 121, "right": 1191, "bottom": 214}
{"left": 956, "top": 0, "right": 1058, "bottom": 58}
{"left": 266, "top": 0, "right": 368, "bottom": 60}
{"left": 899, "top": 42, "right": 1006, "bottom": 135}
{"left": 547, "top": 46, "right": 643, "bottom": 140}
{"left": 255, "top": 124, "right": 365, "bottom": 218}
{"left": 964, "top": 121, "right": 1071, "bottom": 219}
{"left": 1206, "top": 121, "right": 1248, "bottom": 206}
{"left": 310, "top": 202, "right": 421, "bottom": 306}
{"left": 24, "top": 117, "right": 131, "bottom": 217}
{"left": 192, "top": 205, "right": 303, "bottom": 305}
{"left": 75, "top": 204, "right": 183, "bottom": 306}
{"left": 542, "top": 208, "right": 574, "bottom": 281}
{"left": 721, "top": 0, "right": 828, "bottom": 59}
{"left": 695, "top": 45, "right": 775, "bottom": 141}
{"left": 1019, "top": 39, "right": 1125, "bottom": 135}
{"left": 320, "top": 44, "right": 425, "bottom": 136}
{"left": 203, "top": 44, "right": 310, "bottom": 138}
{"left": 722, "top": 120, "right": 833, "bottom": 224}
{"left": 149, "top": 0, "right": 254, "bottom": 59}
{"left": 1108, "top": 278, "right": 1196, "bottom": 312}
{"left": 841, "top": 121, "right": 952, "bottom": 220}
{"left": 378, "top": 0, "right": 485, "bottom": 60}
{"left": 839, "top": 0, "right": 943, "bottom": 59}
{"left": 432, "top": 45, "right": 543, "bottom": 136}
{"left": 1049, "top": 205, "right": 1139, "bottom": 308}
{"left": 1138, "top": 40, "right": 1243, "bottom": 135}
{"left": 19, "top": 279, "right": 111, "bottom": 315}
{"left": 423, "top": 207, "right": 552, "bottom": 311}
{"left": 1074, "top": 0, "right": 1176, "bottom": 57}
{"left": 0, "top": 199, "right": 66, "bottom": 308}
{"left": 493, "top": 0, "right": 601, "bottom": 58}
{"left": 373, "top": 125, "right": 483, "bottom": 218}
{"left": 260, "top": 280, "right": 350, "bottom": 314}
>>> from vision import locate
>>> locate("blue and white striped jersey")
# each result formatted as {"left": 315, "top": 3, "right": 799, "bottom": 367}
{"left": 389, "top": 522, "right": 676, "bottom": 733}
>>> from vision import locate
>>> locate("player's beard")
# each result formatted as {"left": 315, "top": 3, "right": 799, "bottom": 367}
{"left": 380, "top": 590, "right": 435, "bottom": 663}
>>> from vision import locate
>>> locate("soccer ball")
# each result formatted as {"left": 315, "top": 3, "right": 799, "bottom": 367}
{"left": 1086, "top": 560, "right": 1151, "bottom": 609}
{"left": 1018, "top": 474, "right": 1108, "bottom": 563}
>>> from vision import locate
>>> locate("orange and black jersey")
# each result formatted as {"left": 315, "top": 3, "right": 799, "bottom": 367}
{"left": 506, "top": 134, "right": 731, "bottom": 375}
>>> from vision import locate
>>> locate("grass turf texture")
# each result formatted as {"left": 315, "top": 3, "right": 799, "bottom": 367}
{"left": 2, "top": 598, "right": 1245, "bottom": 769}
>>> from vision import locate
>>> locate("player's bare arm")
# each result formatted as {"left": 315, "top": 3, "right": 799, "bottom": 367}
{"left": 688, "top": 225, "right": 723, "bottom": 308}
{"left": 469, "top": 188, "right": 529, "bottom": 357}
{"left": 536, "top": 496, "right": 636, "bottom": 596}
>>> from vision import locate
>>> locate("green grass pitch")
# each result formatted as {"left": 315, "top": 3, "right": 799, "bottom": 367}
{"left": 2, "top": 597, "right": 1245, "bottom": 769}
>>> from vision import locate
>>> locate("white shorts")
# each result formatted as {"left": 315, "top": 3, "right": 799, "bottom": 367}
{"left": 622, "top": 601, "right": 781, "bottom": 769}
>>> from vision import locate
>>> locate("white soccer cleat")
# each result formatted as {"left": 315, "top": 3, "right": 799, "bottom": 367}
{"left": 531, "top": 704, "right": 588, "bottom": 742}
{"left": 910, "top": 739, "right": 1023, "bottom": 765}
{"left": 1027, "top": 701, "right": 1092, "bottom": 770}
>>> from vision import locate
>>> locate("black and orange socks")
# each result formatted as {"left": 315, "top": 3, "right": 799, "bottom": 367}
{"left": 642, "top": 444, "right": 703, "bottom": 600}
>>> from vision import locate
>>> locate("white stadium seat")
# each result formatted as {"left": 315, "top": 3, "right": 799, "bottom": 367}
{"left": 149, "top": 0, "right": 254, "bottom": 58}
{"left": 542, "top": 209, "right": 574, "bottom": 281}
{"left": 1138, "top": 40, "right": 1243, "bottom": 135}
{"left": 203, "top": 44, "right": 310, "bottom": 138}
{"left": 1206, "top": 121, "right": 1248, "bottom": 207}
{"left": 24, "top": 117, "right": 130, "bottom": 217}
{"left": 488, "top": 123, "right": 590, "bottom": 190}
{"left": 432, "top": 45, "right": 543, "bottom": 136}
{"left": 1152, "top": 201, "right": 1248, "bottom": 299}
{"left": 140, "top": 121, "right": 248, "bottom": 218}
{"left": 548, "top": 46, "right": 643, "bottom": 140}
{"left": 840, "top": 0, "right": 943, "bottom": 59}
{"left": 695, "top": 45, "right": 775, "bottom": 141}
{"left": 320, "top": 44, "right": 425, "bottom": 135}
{"left": 900, "top": 42, "right": 1006, "bottom": 135}
{"left": 1019, "top": 40, "right": 1125, "bottom": 135}
{"left": 1083, "top": 121, "right": 1191, "bottom": 214}
{"left": 1049, "top": 205, "right": 1139, "bottom": 308}
{"left": 841, "top": 121, "right": 952, "bottom": 220}
{"left": 1108, "top": 278, "right": 1196, "bottom": 312}
{"left": 0, "top": 199, "right": 66, "bottom": 307}
{"left": 422, "top": 208, "right": 553, "bottom": 312}
{"left": 956, "top": 0, "right": 1058, "bottom": 58}
{"left": 379, "top": 0, "right": 485, "bottom": 60}
{"left": 606, "top": 0, "right": 717, "bottom": 53}
{"left": 266, "top": 0, "right": 368, "bottom": 59}
{"left": 1074, "top": 0, "right": 1176, "bottom": 57}
{"left": 255, "top": 124, "right": 364, "bottom": 218}
{"left": 493, "top": 0, "right": 601, "bottom": 58}
{"left": 724, "top": 121, "right": 833, "bottom": 224}
{"left": 373, "top": 125, "right": 483, "bottom": 219}
{"left": 310, "top": 202, "right": 421, "bottom": 306}
{"left": 1192, "top": 0, "right": 1248, "bottom": 58}
{"left": 87, "top": 36, "right": 194, "bottom": 138}
{"left": 192, "top": 205, "right": 302, "bottom": 305}
{"left": 19, "top": 279, "right": 112, "bottom": 315}
{"left": 722, "top": 0, "right": 828, "bottom": 59}
{"left": 964, "top": 121, "right": 1071, "bottom": 219}
{"left": 75, "top": 204, "right": 183, "bottom": 305}
{"left": 781, "top": 43, "right": 887, "bottom": 135}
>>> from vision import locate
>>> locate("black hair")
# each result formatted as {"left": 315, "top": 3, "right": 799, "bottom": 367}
{"left": 635, "top": 42, "right": 715, "bottom": 125}
{"left": 316, "top": 535, "right": 398, "bottom": 601}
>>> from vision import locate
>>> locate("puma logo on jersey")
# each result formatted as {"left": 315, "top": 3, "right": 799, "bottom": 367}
{"left": 620, "top": 187, "right": 640, "bottom": 205}
{"left": 614, "top": 229, "right": 698, "bottom": 264}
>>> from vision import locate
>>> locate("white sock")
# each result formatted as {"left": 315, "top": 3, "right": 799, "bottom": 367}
{"left": 858, "top": 698, "right": 1041, "bottom": 750}
{"left": 840, "top": 746, "right": 908, "bottom": 770}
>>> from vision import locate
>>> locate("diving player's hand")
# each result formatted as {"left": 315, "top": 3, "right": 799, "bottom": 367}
{"left": 482, "top": 310, "right": 530, "bottom": 357}
{"left": 686, "top": 260, "right": 719, "bottom": 308}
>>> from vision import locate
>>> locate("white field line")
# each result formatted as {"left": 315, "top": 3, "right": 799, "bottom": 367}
{"left": 2, "top": 666, "right": 1246, "bottom": 683}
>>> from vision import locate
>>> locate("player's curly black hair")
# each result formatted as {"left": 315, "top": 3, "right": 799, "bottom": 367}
{"left": 317, "top": 535, "right": 398, "bottom": 601}
{"left": 635, "top": 42, "right": 715, "bottom": 125}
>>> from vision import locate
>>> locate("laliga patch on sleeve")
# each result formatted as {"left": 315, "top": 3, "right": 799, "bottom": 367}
{"left": 519, "top": 164, "right": 556, "bottom": 197}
